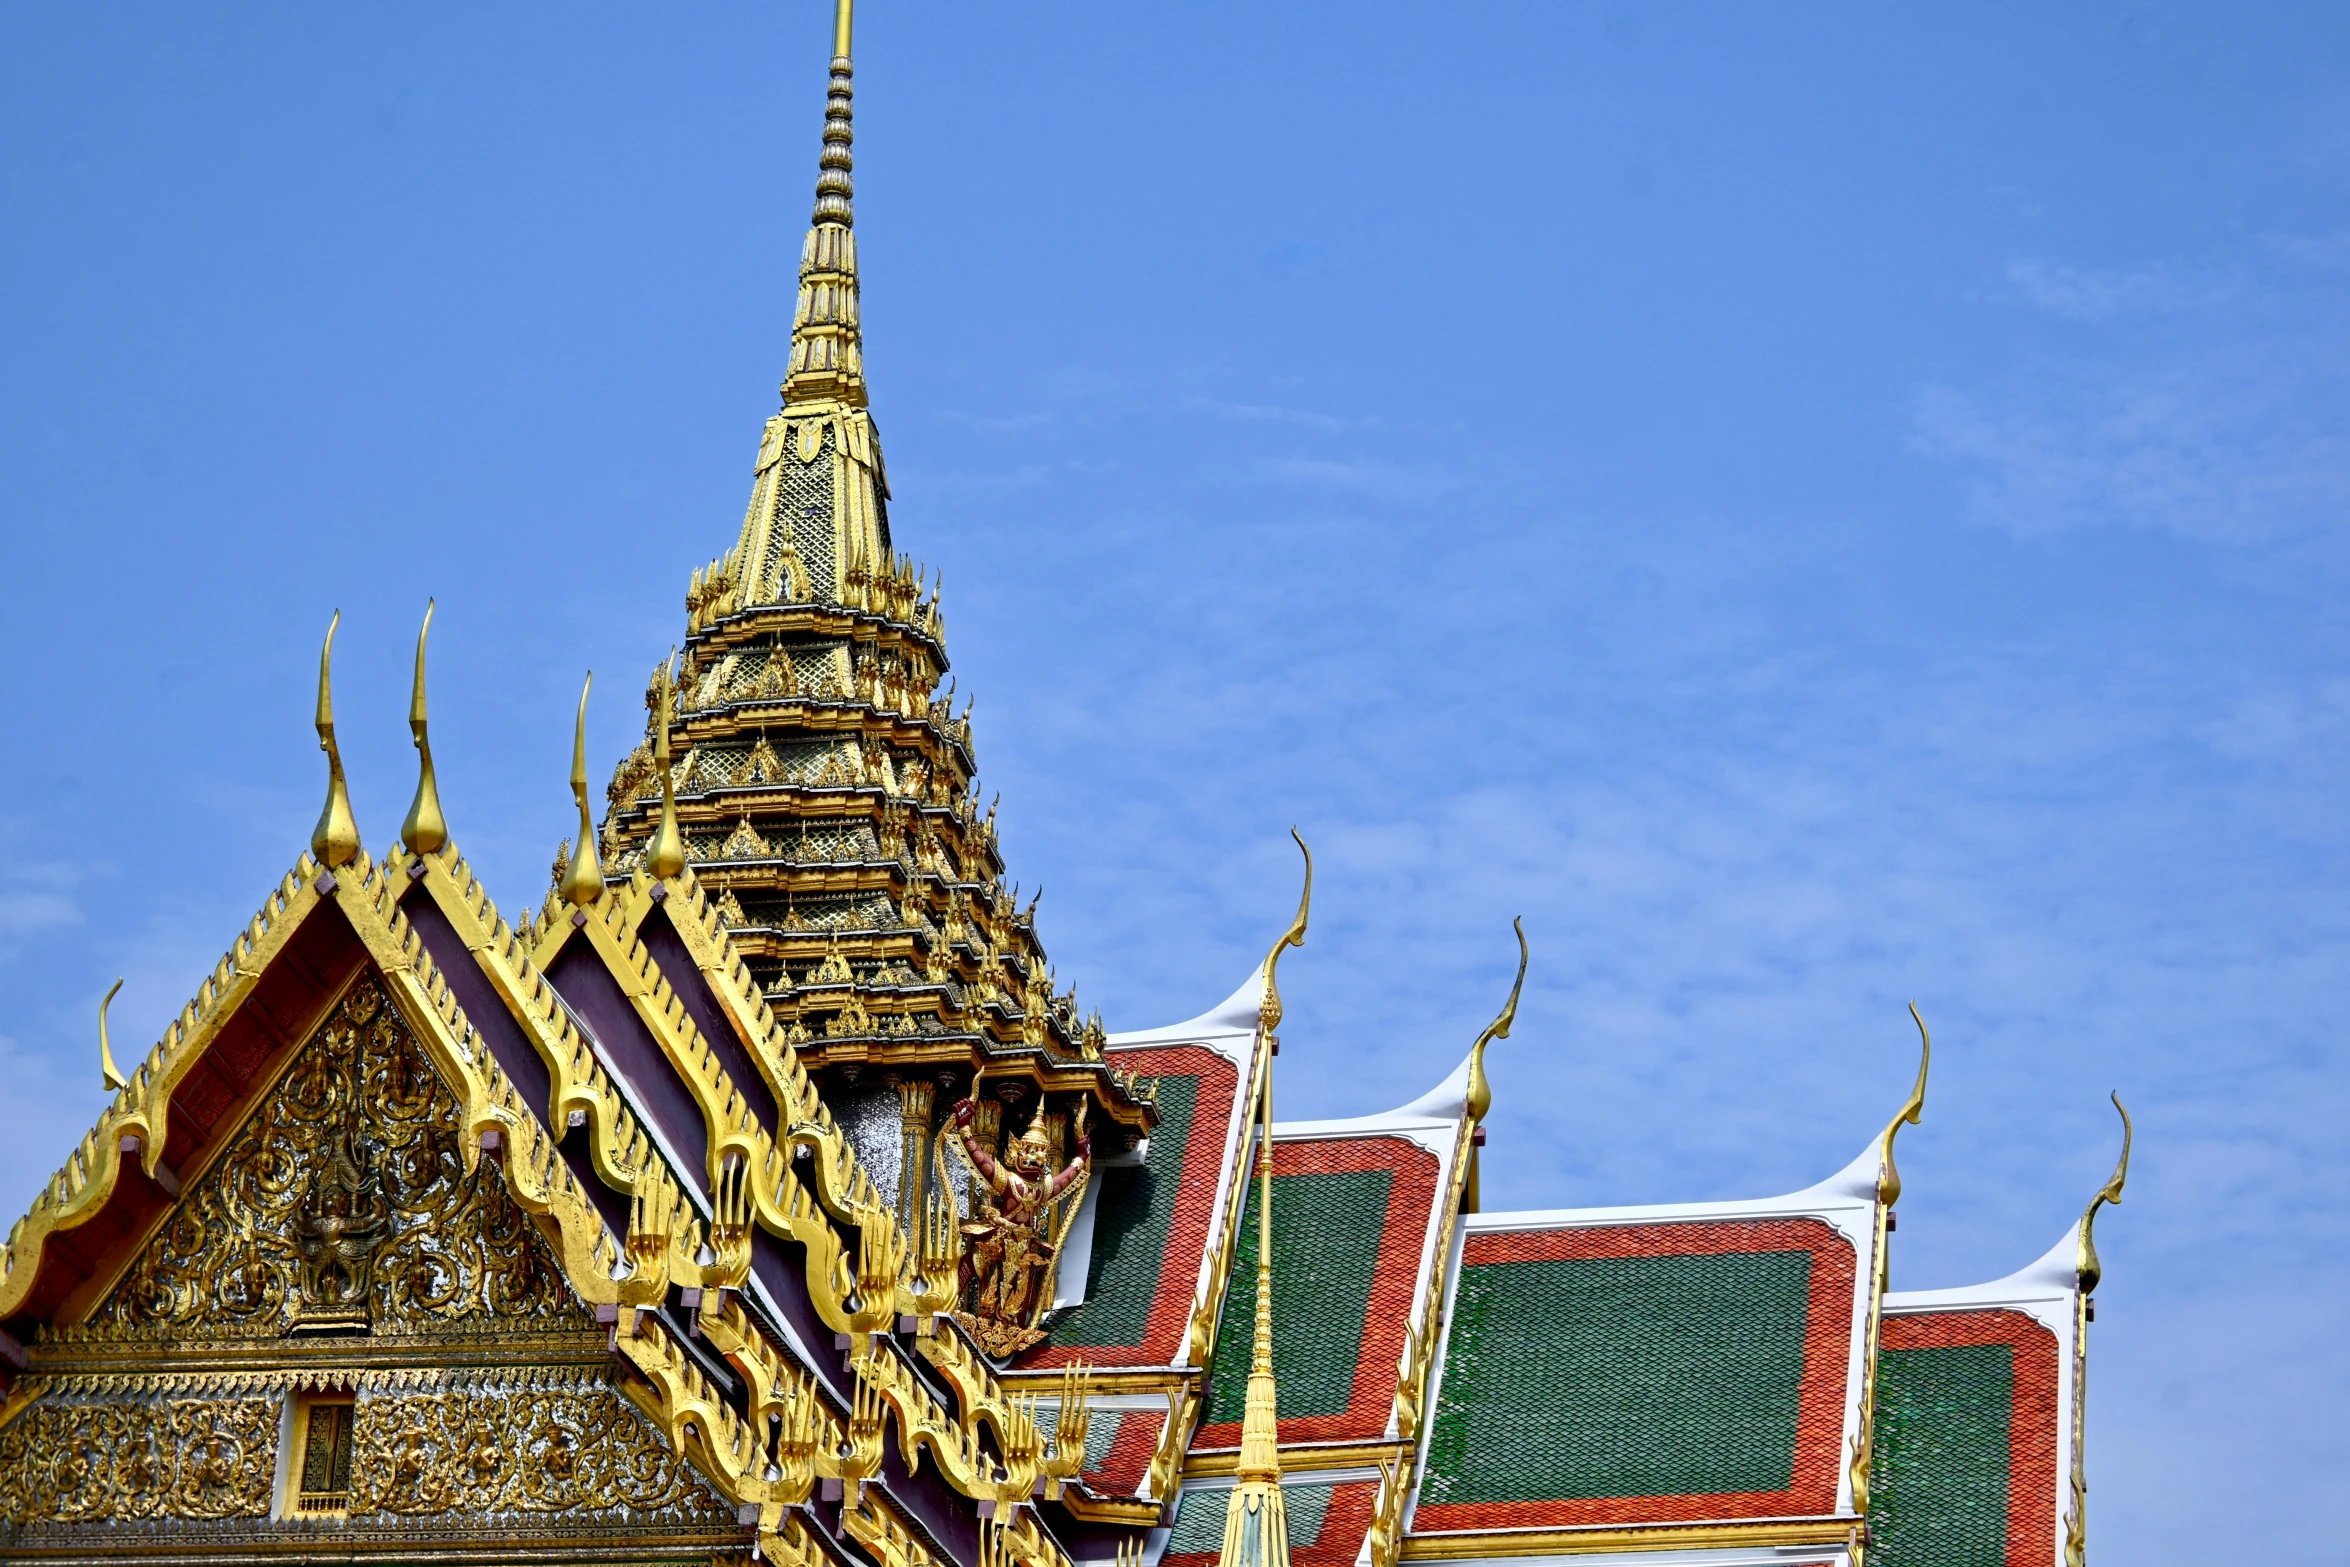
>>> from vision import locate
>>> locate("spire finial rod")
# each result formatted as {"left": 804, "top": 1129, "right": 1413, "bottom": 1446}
{"left": 782, "top": 0, "right": 868, "bottom": 407}
{"left": 310, "top": 610, "right": 361, "bottom": 868}
{"left": 560, "top": 674, "right": 604, "bottom": 906}
{"left": 401, "top": 599, "right": 448, "bottom": 855}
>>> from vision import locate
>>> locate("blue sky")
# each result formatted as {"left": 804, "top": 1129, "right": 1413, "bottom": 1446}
{"left": 5, "top": 3, "right": 2346, "bottom": 1557}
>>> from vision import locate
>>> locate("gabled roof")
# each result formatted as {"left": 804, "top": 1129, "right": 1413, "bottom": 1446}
{"left": 0, "top": 835, "right": 1117, "bottom": 1567}
{"left": 1396, "top": 1136, "right": 1895, "bottom": 1560}
{"left": 1024, "top": 966, "right": 1272, "bottom": 1378}
{"left": 1873, "top": 1226, "right": 2091, "bottom": 1567}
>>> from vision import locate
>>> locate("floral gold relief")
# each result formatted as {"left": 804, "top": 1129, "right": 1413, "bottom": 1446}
{"left": 0, "top": 1395, "right": 277, "bottom": 1523}
{"left": 89, "top": 975, "right": 582, "bottom": 1340}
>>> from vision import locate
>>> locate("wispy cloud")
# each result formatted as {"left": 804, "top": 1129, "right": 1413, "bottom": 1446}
{"left": 1911, "top": 253, "right": 2350, "bottom": 542}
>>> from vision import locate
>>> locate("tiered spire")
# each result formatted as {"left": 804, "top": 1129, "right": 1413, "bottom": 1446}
{"left": 594, "top": 0, "right": 1151, "bottom": 1219}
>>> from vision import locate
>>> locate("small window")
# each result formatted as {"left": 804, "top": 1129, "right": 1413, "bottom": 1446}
{"left": 291, "top": 1396, "right": 355, "bottom": 1514}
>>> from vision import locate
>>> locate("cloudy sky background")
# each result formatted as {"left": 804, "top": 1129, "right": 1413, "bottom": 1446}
{"left": 5, "top": 3, "right": 2347, "bottom": 1558}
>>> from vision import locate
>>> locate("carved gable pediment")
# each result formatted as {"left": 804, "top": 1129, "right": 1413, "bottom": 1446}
{"left": 84, "top": 971, "right": 586, "bottom": 1343}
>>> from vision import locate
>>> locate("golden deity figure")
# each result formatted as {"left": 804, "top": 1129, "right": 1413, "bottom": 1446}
{"left": 947, "top": 1097, "right": 1090, "bottom": 1357}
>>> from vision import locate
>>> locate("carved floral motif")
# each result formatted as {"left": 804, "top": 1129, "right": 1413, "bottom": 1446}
{"left": 351, "top": 1383, "right": 725, "bottom": 1519}
{"left": 90, "top": 975, "right": 582, "bottom": 1337}
{"left": 0, "top": 1395, "right": 277, "bottom": 1524}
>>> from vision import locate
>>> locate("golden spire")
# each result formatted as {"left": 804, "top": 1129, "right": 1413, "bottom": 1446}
{"left": 782, "top": 0, "right": 867, "bottom": 409}
{"left": 1873, "top": 1003, "right": 1932, "bottom": 1206}
{"left": 645, "top": 651, "right": 688, "bottom": 881}
{"left": 310, "top": 610, "right": 361, "bottom": 869}
{"left": 1221, "top": 832, "right": 1311, "bottom": 1567}
{"left": 560, "top": 674, "right": 604, "bottom": 906}
{"left": 97, "top": 978, "right": 127, "bottom": 1093}
{"left": 401, "top": 599, "right": 448, "bottom": 856}
{"left": 2075, "top": 1092, "right": 2132, "bottom": 1294}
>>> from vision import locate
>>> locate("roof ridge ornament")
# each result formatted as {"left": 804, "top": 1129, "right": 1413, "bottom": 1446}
{"left": 401, "top": 599, "right": 448, "bottom": 856}
{"left": 2075, "top": 1091, "right": 2132, "bottom": 1294}
{"left": 646, "top": 649, "right": 688, "bottom": 881}
{"left": 1258, "top": 828, "right": 1312, "bottom": 1033}
{"left": 1874, "top": 1003, "right": 1932, "bottom": 1207}
{"left": 97, "top": 977, "right": 127, "bottom": 1093}
{"left": 1464, "top": 917, "right": 1528, "bottom": 1127}
{"left": 310, "top": 610, "right": 361, "bottom": 869}
{"left": 560, "top": 673, "right": 604, "bottom": 907}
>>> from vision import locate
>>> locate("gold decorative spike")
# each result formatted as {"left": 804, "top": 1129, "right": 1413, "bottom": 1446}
{"left": 2075, "top": 1092, "right": 2132, "bottom": 1294}
{"left": 1874, "top": 1003, "right": 1932, "bottom": 1206}
{"left": 96, "top": 978, "right": 127, "bottom": 1093}
{"left": 560, "top": 674, "right": 604, "bottom": 906}
{"left": 1221, "top": 907, "right": 1294, "bottom": 1567}
{"left": 309, "top": 610, "right": 361, "bottom": 868}
{"left": 646, "top": 650, "right": 687, "bottom": 880}
{"left": 1464, "top": 917, "right": 1528, "bottom": 1126}
{"left": 782, "top": 0, "right": 867, "bottom": 408}
{"left": 1258, "top": 828, "right": 1312, "bottom": 1032}
{"left": 401, "top": 599, "right": 448, "bottom": 855}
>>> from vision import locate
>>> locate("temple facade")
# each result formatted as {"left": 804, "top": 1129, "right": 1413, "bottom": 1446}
{"left": 0, "top": 7, "right": 2129, "bottom": 1567}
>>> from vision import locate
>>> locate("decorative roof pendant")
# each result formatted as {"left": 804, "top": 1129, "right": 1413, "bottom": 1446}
{"left": 309, "top": 610, "right": 360, "bottom": 869}
{"left": 560, "top": 673, "right": 603, "bottom": 906}
{"left": 401, "top": 599, "right": 448, "bottom": 855}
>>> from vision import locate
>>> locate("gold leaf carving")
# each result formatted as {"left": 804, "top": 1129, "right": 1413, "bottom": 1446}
{"left": 0, "top": 1394, "right": 276, "bottom": 1523}
{"left": 351, "top": 1382, "right": 726, "bottom": 1520}
{"left": 89, "top": 974, "right": 586, "bottom": 1339}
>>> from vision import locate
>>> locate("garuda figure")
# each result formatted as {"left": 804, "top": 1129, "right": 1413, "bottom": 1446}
{"left": 947, "top": 1098, "right": 1089, "bottom": 1357}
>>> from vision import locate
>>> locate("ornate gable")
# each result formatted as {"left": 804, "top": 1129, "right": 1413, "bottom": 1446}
{"left": 85, "top": 971, "right": 583, "bottom": 1342}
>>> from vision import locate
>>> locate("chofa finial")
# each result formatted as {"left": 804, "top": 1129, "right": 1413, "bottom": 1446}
{"left": 1258, "top": 829, "right": 1312, "bottom": 1033}
{"left": 560, "top": 674, "right": 604, "bottom": 906}
{"left": 645, "top": 650, "right": 687, "bottom": 881}
{"left": 97, "top": 978, "right": 127, "bottom": 1093}
{"left": 2075, "top": 1092, "right": 2132, "bottom": 1294}
{"left": 1875, "top": 1003, "right": 1932, "bottom": 1207}
{"left": 310, "top": 610, "right": 361, "bottom": 869}
{"left": 1465, "top": 918, "right": 1528, "bottom": 1126}
{"left": 401, "top": 599, "right": 448, "bottom": 855}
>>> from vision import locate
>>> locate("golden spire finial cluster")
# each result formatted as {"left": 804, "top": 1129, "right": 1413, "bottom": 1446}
{"left": 1220, "top": 833, "right": 1311, "bottom": 1567}
{"left": 310, "top": 610, "right": 361, "bottom": 869}
{"left": 402, "top": 599, "right": 448, "bottom": 855}
{"left": 560, "top": 674, "right": 604, "bottom": 906}
{"left": 782, "top": 0, "right": 867, "bottom": 409}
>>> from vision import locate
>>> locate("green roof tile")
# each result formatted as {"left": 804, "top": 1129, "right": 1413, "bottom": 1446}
{"left": 1870, "top": 1342, "right": 2014, "bottom": 1567}
{"left": 1201, "top": 1169, "right": 1395, "bottom": 1425}
{"left": 1047, "top": 1075, "right": 1200, "bottom": 1350}
{"left": 1423, "top": 1249, "right": 1815, "bottom": 1505}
